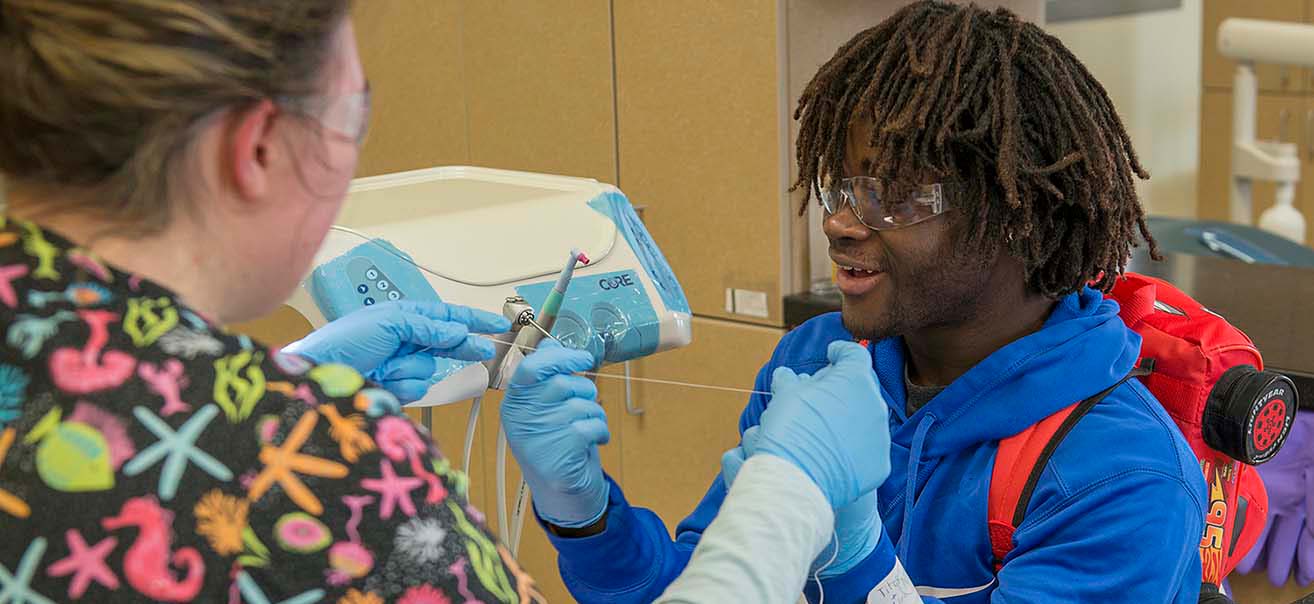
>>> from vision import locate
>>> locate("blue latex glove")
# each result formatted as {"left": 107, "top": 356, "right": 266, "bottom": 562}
{"left": 722, "top": 426, "right": 883, "bottom": 578}
{"left": 719, "top": 425, "right": 764, "bottom": 487}
{"left": 720, "top": 341, "right": 891, "bottom": 577}
{"left": 284, "top": 300, "right": 510, "bottom": 402}
{"left": 756, "top": 340, "right": 892, "bottom": 508}
{"left": 1236, "top": 410, "right": 1314, "bottom": 587}
{"left": 501, "top": 340, "right": 610, "bottom": 528}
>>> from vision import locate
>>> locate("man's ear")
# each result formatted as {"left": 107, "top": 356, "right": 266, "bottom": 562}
{"left": 227, "top": 99, "right": 279, "bottom": 203}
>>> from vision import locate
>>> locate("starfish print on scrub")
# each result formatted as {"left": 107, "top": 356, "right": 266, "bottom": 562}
{"left": 360, "top": 459, "right": 424, "bottom": 520}
{"left": 0, "top": 537, "right": 54, "bottom": 604}
{"left": 122, "top": 405, "right": 234, "bottom": 501}
{"left": 375, "top": 416, "right": 445, "bottom": 504}
{"left": 46, "top": 529, "right": 118, "bottom": 599}
{"left": 247, "top": 411, "right": 348, "bottom": 515}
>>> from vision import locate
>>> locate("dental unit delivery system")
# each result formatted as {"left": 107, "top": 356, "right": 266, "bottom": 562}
{"left": 284, "top": 166, "right": 693, "bottom": 556}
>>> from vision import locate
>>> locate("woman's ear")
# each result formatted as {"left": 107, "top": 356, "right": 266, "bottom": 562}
{"left": 226, "top": 99, "right": 280, "bottom": 203}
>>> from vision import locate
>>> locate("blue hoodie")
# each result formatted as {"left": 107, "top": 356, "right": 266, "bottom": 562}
{"left": 545, "top": 288, "right": 1207, "bottom": 603}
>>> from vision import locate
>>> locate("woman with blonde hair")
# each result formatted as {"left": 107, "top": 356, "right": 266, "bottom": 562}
{"left": 0, "top": 1, "right": 544, "bottom": 601}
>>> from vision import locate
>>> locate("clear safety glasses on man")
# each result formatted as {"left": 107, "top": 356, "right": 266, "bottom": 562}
{"left": 819, "top": 176, "right": 954, "bottom": 230}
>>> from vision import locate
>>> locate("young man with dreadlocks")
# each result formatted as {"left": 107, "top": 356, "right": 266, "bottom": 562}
{"left": 499, "top": 2, "right": 1206, "bottom": 602}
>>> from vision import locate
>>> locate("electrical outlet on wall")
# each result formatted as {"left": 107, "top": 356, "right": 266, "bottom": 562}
{"left": 725, "top": 288, "right": 769, "bottom": 318}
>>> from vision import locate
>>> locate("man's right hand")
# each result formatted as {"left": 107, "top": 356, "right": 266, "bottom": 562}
{"left": 501, "top": 340, "right": 611, "bottom": 529}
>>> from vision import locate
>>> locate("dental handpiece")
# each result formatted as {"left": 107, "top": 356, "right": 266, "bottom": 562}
{"left": 519, "top": 248, "right": 590, "bottom": 348}
{"left": 488, "top": 248, "right": 591, "bottom": 391}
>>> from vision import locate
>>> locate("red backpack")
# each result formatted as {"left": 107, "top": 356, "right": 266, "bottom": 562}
{"left": 988, "top": 273, "right": 1298, "bottom": 600}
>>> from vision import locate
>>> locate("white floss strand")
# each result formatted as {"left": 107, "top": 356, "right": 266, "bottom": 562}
{"left": 480, "top": 336, "right": 772, "bottom": 397}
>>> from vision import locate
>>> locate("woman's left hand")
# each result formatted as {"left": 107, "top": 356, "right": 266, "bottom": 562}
{"left": 282, "top": 300, "right": 511, "bottom": 402}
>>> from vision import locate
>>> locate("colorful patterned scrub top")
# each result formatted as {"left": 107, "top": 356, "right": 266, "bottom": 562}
{"left": 0, "top": 217, "right": 544, "bottom": 603}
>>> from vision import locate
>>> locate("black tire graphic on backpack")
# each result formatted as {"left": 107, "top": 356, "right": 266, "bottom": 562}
{"left": 1204, "top": 365, "right": 1299, "bottom": 465}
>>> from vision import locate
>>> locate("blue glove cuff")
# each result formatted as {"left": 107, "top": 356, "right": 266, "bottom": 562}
{"left": 534, "top": 480, "right": 611, "bottom": 529}
{"left": 808, "top": 528, "right": 900, "bottom": 599}
{"left": 817, "top": 512, "right": 882, "bottom": 578}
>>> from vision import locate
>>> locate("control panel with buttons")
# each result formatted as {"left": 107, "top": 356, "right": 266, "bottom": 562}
{"left": 348, "top": 257, "right": 405, "bottom": 307}
{"left": 310, "top": 237, "right": 438, "bottom": 322}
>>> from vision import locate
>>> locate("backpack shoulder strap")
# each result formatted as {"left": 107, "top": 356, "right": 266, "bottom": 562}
{"left": 988, "top": 402, "right": 1084, "bottom": 571}
{"left": 987, "top": 375, "right": 1137, "bottom": 571}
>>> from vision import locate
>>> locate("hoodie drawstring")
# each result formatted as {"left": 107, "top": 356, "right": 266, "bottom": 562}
{"left": 900, "top": 414, "right": 936, "bottom": 561}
